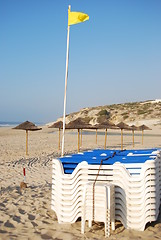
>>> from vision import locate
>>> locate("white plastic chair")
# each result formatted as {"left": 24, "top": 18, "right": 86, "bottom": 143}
{"left": 81, "top": 182, "right": 115, "bottom": 238}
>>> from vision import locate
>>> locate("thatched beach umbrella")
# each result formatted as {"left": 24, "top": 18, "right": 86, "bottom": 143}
{"left": 116, "top": 122, "right": 132, "bottom": 150}
{"left": 94, "top": 120, "right": 118, "bottom": 149}
{"left": 130, "top": 125, "right": 140, "bottom": 147}
{"left": 138, "top": 124, "right": 152, "bottom": 145}
{"left": 49, "top": 121, "right": 63, "bottom": 150}
{"left": 13, "top": 121, "right": 42, "bottom": 156}
{"left": 66, "top": 118, "right": 92, "bottom": 152}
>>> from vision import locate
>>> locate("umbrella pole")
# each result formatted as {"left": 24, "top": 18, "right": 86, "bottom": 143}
{"left": 96, "top": 129, "right": 97, "bottom": 144}
{"left": 132, "top": 130, "right": 134, "bottom": 147}
{"left": 104, "top": 129, "right": 107, "bottom": 149}
{"left": 78, "top": 129, "right": 80, "bottom": 152}
{"left": 142, "top": 129, "right": 144, "bottom": 145}
{"left": 121, "top": 129, "right": 123, "bottom": 151}
{"left": 26, "top": 130, "right": 28, "bottom": 156}
{"left": 80, "top": 129, "right": 82, "bottom": 147}
{"left": 58, "top": 128, "right": 60, "bottom": 150}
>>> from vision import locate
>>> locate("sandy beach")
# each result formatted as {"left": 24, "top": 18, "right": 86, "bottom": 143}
{"left": 0, "top": 125, "right": 161, "bottom": 240}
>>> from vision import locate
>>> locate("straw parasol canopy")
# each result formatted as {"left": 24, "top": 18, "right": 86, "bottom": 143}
{"left": 49, "top": 121, "right": 63, "bottom": 150}
{"left": 94, "top": 120, "right": 117, "bottom": 129}
{"left": 49, "top": 121, "right": 63, "bottom": 129}
{"left": 137, "top": 124, "right": 152, "bottom": 145}
{"left": 130, "top": 124, "right": 139, "bottom": 130}
{"left": 66, "top": 118, "right": 92, "bottom": 152}
{"left": 138, "top": 124, "right": 152, "bottom": 131}
{"left": 13, "top": 121, "right": 42, "bottom": 131}
{"left": 116, "top": 122, "right": 132, "bottom": 150}
{"left": 116, "top": 122, "right": 132, "bottom": 130}
{"left": 93, "top": 120, "right": 118, "bottom": 149}
{"left": 13, "top": 121, "right": 42, "bottom": 156}
{"left": 66, "top": 118, "right": 92, "bottom": 129}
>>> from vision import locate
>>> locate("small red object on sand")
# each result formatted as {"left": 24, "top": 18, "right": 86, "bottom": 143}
{"left": 23, "top": 167, "right": 26, "bottom": 182}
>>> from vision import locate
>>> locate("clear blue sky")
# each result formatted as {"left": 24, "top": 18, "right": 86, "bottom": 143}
{"left": 1, "top": 0, "right": 161, "bottom": 123}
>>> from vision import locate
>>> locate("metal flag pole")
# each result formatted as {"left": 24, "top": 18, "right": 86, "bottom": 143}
{"left": 61, "top": 5, "right": 71, "bottom": 157}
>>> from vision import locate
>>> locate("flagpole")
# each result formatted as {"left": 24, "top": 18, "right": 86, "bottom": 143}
{"left": 26, "top": 130, "right": 28, "bottom": 156}
{"left": 61, "top": 5, "right": 71, "bottom": 157}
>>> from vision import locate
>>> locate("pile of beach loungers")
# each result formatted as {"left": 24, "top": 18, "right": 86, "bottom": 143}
{"left": 51, "top": 148, "right": 161, "bottom": 232}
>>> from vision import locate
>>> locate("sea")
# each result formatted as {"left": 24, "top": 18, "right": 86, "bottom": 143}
{"left": 0, "top": 121, "right": 43, "bottom": 127}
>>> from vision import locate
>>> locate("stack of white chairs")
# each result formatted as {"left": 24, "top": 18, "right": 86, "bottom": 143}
{"left": 51, "top": 160, "right": 89, "bottom": 223}
{"left": 51, "top": 149, "right": 161, "bottom": 231}
{"left": 81, "top": 182, "right": 115, "bottom": 238}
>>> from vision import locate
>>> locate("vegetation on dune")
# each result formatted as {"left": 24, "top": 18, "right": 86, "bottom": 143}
{"left": 59, "top": 100, "right": 161, "bottom": 126}
{"left": 97, "top": 109, "right": 110, "bottom": 117}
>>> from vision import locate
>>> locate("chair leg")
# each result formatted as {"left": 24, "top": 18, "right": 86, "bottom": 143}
{"left": 88, "top": 220, "right": 92, "bottom": 228}
{"left": 81, "top": 204, "right": 85, "bottom": 234}
{"left": 111, "top": 207, "right": 115, "bottom": 230}
{"left": 111, "top": 194, "right": 115, "bottom": 230}
{"left": 81, "top": 217, "right": 85, "bottom": 234}
{"left": 108, "top": 210, "right": 110, "bottom": 237}
{"left": 111, "top": 221, "right": 115, "bottom": 231}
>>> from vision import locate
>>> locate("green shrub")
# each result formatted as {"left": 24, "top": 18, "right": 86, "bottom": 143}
{"left": 97, "top": 115, "right": 110, "bottom": 122}
{"left": 122, "top": 112, "right": 128, "bottom": 116}
{"left": 82, "top": 117, "right": 92, "bottom": 123}
{"left": 137, "top": 109, "right": 147, "bottom": 115}
{"left": 97, "top": 109, "right": 110, "bottom": 116}
{"left": 123, "top": 115, "right": 129, "bottom": 120}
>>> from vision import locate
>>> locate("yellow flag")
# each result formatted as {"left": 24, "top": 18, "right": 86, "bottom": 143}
{"left": 68, "top": 9, "right": 89, "bottom": 26}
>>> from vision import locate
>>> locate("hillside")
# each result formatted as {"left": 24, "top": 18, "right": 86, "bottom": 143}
{"left": 49, "top": 99, "right": 161, "bottom": 127}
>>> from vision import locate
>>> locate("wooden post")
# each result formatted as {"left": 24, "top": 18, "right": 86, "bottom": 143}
{"left": 132, "top": 130, "right": 134, "bottom": 147}
{"left": 26, "top": 130, "right": 28, "bottom": 156}
{"left": 96, "top": 129, "right": 97, "bottom": 144}
{"left": 80, "top": 129, "right": 82, "bottom": 146}
{"left": 78, "top": 129, "right": 80, "bottom": 152}
{"left": 58, "top": 128, "right": 60, "bottom": 150}
{"left": 104, "top": 128, "right": 107, "bottom": 149}
{"left": 142, "top": 129, "right": 144, "bottom": 145}
{"left": 121, "top": 129, "right": 123, "bottom": 150}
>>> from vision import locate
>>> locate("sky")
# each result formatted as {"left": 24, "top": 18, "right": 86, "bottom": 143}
{"left": 1, "top": 0, "right": 161, "bottom": 123}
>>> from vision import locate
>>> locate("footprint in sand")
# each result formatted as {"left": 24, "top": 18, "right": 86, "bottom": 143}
{"left": 12, "top": 215, "right": 21, "bottom": 223}
{"left": 41, "top": 234, "right": 53, "bottom": 239}
{"left": 0, "top": 203, "right": 5, "bottom": 208}
{"left": 18, "top": 208, "right": 26, "bottom": 215}
{"left": 0, "top": 229, "right": 8, "bottom": 234}
{"left": 4, "top": 220, "right": 15, "bottom": 228}
{"left": 31, "top": 221, "right": 38, "bottom": 227}
{"left": 28, "top": 214, "right": 35, "bottom": 221}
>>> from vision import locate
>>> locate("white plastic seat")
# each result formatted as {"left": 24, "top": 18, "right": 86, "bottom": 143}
{"left": 81, "top": 182, "right": 115, "bottom": 238}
